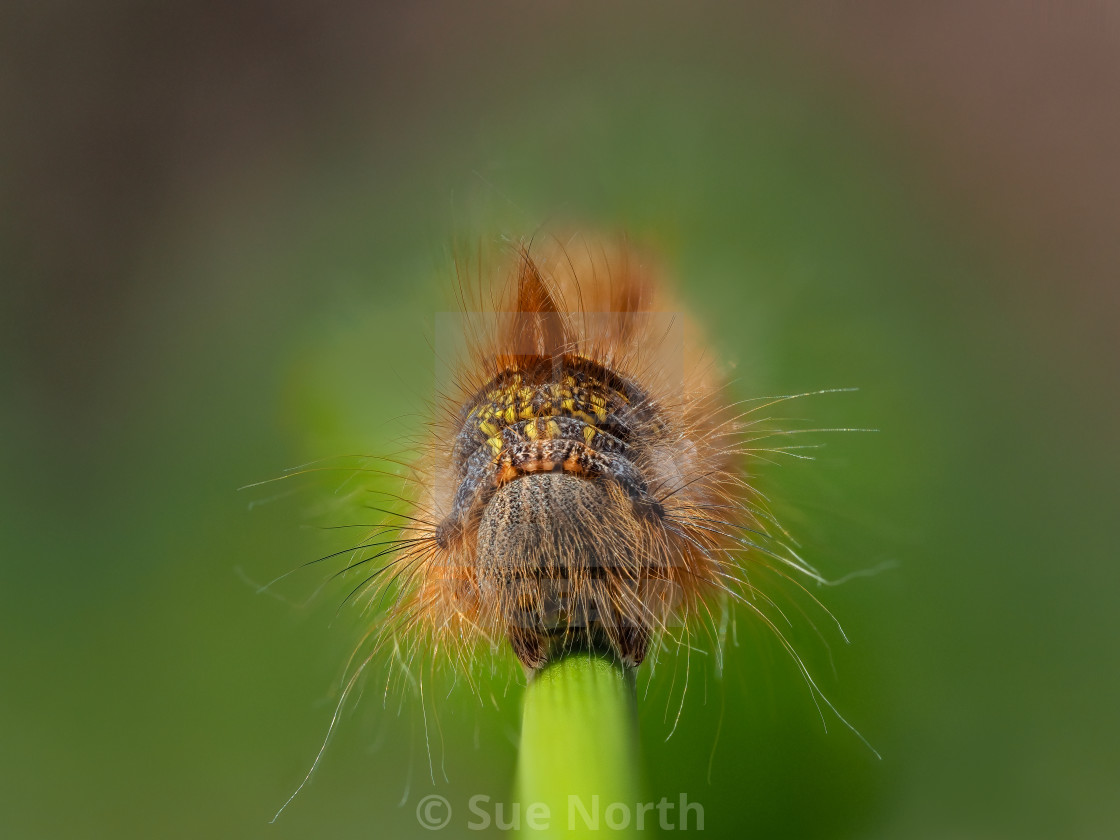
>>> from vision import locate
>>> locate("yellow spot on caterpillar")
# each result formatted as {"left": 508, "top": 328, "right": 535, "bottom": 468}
{"left": 561, "top": 398, "right": 575, "bottom": 412}
{"left": 525, "top": 422, "right": 539, "bottom": 440}
{"left": 547, "top": 420, "right": 561, "bottom": 438}
{"left": 504, "top": 405, "right": 517, "bottom": 424}
{"left": 519, "top": 405, "right": 534, "bottom": 420}
{"left": 583, "top": 425, "right": 597, "bottom": 444}
{"left": 487, "top": 437, "right": 503, "bottom": 455}
{"left": 479, "top": 420, "right": 499, "bottom": 438}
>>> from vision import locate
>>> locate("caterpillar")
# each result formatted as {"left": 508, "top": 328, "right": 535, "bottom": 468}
{"left": 374, "top": 235, "right": 768, "bottom": 674}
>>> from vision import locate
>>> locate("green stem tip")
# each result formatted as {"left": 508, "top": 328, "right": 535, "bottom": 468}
{"left": 516, "top": 651, "right": 645, "bottom": 837}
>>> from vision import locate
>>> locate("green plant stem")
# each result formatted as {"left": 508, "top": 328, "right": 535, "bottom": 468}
{"left": 516, "top": 651, "right": 645, "bottom": 837}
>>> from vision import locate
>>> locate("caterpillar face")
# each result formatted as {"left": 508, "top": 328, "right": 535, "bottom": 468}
{"left": 406, "top": 238, "right": 740, "bottom": 673}
{"left": 433, "top": 356, "right": 671, "bottom": 668}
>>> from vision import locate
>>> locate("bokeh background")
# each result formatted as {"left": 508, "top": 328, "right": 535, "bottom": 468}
{"left": 3, "top": 3, "right": 1118, "bottom": 838}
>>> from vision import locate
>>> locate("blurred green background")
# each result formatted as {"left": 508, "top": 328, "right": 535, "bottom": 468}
{"left": 3, "top": 3, "right": 1118, "bottom": 838}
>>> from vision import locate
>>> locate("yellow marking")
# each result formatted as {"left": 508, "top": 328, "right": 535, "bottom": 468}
{"left": 503, "top": 405, "right": 517, "bottom": 424}
{"left": 487, "top": 437, "right": 503, "bottom": 455}
{"left": 595, "top": 408, "right": 607, "bottom": 422}
{"left": 572, "top": 410, "right": 595, "bottom": 423}
{"left": 525, "top": 422, "right": 539, "bottom": 440}
{"left": 547, "top": 420, "right": 561, "bottom": 438}
{"left": 478, "top": 420, "right": 499, "bottom": 438}
{"left": 583, "top": 425, "right": 597, "bottom": 444}
{"left": 519, "top": 405, "right": 534, "bottom": 420}
{"left": 561, "top": 398, "right": 575, "bottom": 412}
{"left": 589, "top": 393, "right": 606, "bottom": 408}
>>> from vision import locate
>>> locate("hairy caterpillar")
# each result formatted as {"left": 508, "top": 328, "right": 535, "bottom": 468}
{"left": 360, "top": 234, "right": 812, "bottom": 676}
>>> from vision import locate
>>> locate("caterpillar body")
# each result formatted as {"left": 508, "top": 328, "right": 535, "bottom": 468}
{"left": 389, "top": 236, "right": 751, "bottom": 674}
